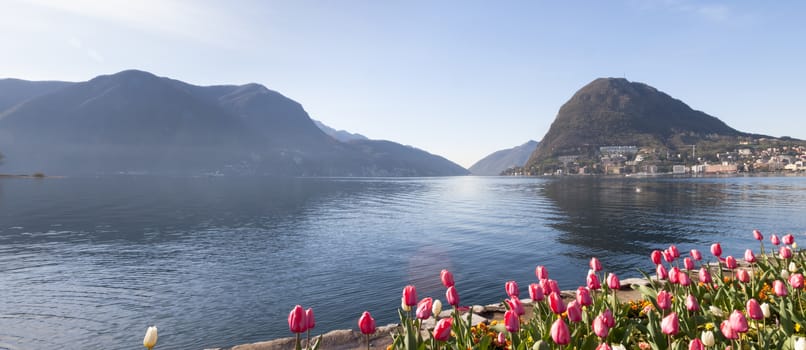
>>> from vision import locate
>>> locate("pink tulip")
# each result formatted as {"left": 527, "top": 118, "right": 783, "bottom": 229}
{"left": 607, "top": 273, "right": 620, "bottom": 290}
{"left": 670, "top": 245, "right": 680, "bottom": 258}
{"left": 506, "top": 297, "right": 525, "bottom": 316}
{"left": 679, "top": 271, "right": 691, "bottom": 286}
{"left": 548, "top": 292, "right": 566, "bottom": 314}
{"left": 711, "top": 243, "right": 722, "bottom": 257}
{"left": 699, "top": 267, "right": 712, "bottom": 284}
{"left": 746, "top": 299, "right": 763, "bottom": 320}
{"left": 305, "top": 308, "right": 315, "bottom": 330}
{"left": 440, "top": 269, "right": 455, "bottom": 288}
{"left": 577, "top": 287, "right": 593, "bottom": 306}
{"left": 661, "top": 312, "right": 679, "bottom": 335}
{"left": 774, "top": 280, "right": 788, "bottom": 296}
{"left": 771, "top": 234, "right": 780, "bottom": 246}
{"left": 358, "top": 311, "right": 376, "bottom": 335}
{"left": 402, "top": 285, "right": 417, "bottom": 307}
{"left": 497, "top": 332, "right": 506, "bottom": 344}
{"left": 597, "top": 343, "right": 612, "bottom": 350}
{"left": 725, "top": 256, "right": 737, "bottom": 269}
{"left": 685, "top": 294, "right": 700, "bottom": 311}
{"left": 416, "top": 297, "right": 433, "bottom": 319}
{"left": 567, "top": 301, "right": 582, "bottom": 323}
{"left": 504, "top": 309, "right": 519, "bottom": 332}
{"left": 593, "top": 314, "right": 609, "bottom": 338}
{"left": 657, "top": 290, "right": 672, "bottom": 310}
{"left": 753, "top": 229, "right": 763, "bottom": 241}
{"left": 662, "top": 250, "right": 674, "bottom": 263}
{"left": 539, "top": 278, "right": 551, "bottom": 296}
{"left": 737, "top": 269, "right": 750, "bottom": 283}
{"left": 535, "top": 265, "right": 548, "bottom": 280}
{"left": 651, "top": 250, "right": 662, "bottom": 265}
{"left": 529, "top": 283, "right": 544, "bottom": 302}
{"left": 684, "top": 257, "right": 695, "bottom": 271}
{"left": 590, "top": 257, "right": 602, "bottom": 272}
{"left": 505, "top": 280, "right": 519, "bottom": 298}
{"left": 689, "top": 338, "right": 704, "bottom": 350}
{"left": 288, "top": 305, "right": 308, "bottom": 333}
{"left": 587, "top": 273, "right": 601, "bottom": 290}
{"left": 780, "top": 246, "right": 793, "bottom": 259}
{"left": 720, "top": 319, "right": 738, "bottom": 339}
{"left": 446, "top": 286, "right": 460, "bottom": 306}
{"left": 745, "top": 249, "right": 756, "bottom": 263}
{"left": 669, "top": 267, "right": 680, "bottom": 284}
{"left": 548, "top": 279, "right": 560, "bottom": 294}
{"left": 602, "top": 308, "right": 616, "bottom": 328}
{"left": 433, "top": 318, "right": 452, "bottom": 341}
{"left": 784, "top": 234, "right": 795, "bottom": 245}
{"left": 790, "top": 273, "right": 804, "bottom": 289}
{"left": 691, "top": 249, "right": 702, "bottom": 261}
{"left": 656, "top": 264, "right": 668, "bottom": 280}
{"left": 550, "top": 318, "right": 570, "bottom": 345}
{"left": 729, "top": 310, "right": 748, "bottom": 333}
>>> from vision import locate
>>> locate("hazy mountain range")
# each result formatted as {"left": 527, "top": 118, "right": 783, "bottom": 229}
{"left": 468, "top": 140, "right": 538, "bottom": 175}
{"left": 0, "top": 70, "right": 468, "bottom": 176}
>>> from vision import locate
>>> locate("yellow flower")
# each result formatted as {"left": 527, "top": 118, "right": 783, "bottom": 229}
{"left": 704, "top": 323, "right": 715, "bottom": 330}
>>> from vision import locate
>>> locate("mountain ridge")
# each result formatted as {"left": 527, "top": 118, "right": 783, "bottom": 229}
{"left": 469, "top": 140, "right": 539, "bottom": 176}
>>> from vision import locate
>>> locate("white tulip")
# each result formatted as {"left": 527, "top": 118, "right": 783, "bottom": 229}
{"left": 611, "top": 344, "right": 626, "bottom": 350}
{"left": 432, "top": 299, "right": 442, "bottom": 317}
{"left": 143, "top": 326, "right": 158, "bottom": 350}
{"left": 401, "top": 297, "right": 411, "bottom": 312}
{"left": 791, "top": 262, "right": 799, "bottom": 273}
{"left": 709, "top": 306, "right": 723, "bottom": 317}
{"left": 796, "top": 337, "right": 806, "bottom": 350}
{"left": 783, "top": 269, "right": 791, "bottom": 279}
{"left": 761, "top": 302, "right": 771, "bottom": 318}
{"left": 701, "top": 330, "right": 715, "bottom": 347}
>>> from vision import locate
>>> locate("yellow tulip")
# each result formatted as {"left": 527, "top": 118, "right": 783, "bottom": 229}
{"left": 143, "top": 326, "right": 158, "bottom": 350}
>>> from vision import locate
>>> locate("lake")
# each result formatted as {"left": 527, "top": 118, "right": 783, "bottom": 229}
{"left": 0, "top": 175, "right": 805, "bottom": 349}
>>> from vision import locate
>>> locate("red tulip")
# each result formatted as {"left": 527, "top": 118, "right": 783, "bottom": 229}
{"left": 548, "top": 279, "right": 560, "bottom": 294}
{"left": 711, "top": 243, "right": 722, "bottom": 257}
{"left": 567, "top": 301, "right": 582, "bottom": 323}
{"left": 657, "top": 290, "right": 672, "bottom": 310}
{"left": 607, "top": 273, "right": 620, "bottom": 290}
{"left": 699, "top": 267, "right": 712, "bottom": 284}
{"left": 662, "top": 250, "right": 674, "bottom": 263}
{"left": 729, "top": 310, "right": 748, "bottom": 333}
{"left": 790, "top": 273, "right": 804, "bottom": 289}
{"left": 539, "top": 278, "right": 551, "bottom": 296}
{"left": 684, "top": 257, "right": 695, "bottom": 271}
{"left": 784, "top": 234, "right": 795, "bottom": 245}
{"left": 504, "top": 309, "right": 519, "bottom": 332}
{"left": 780, "top": 246, "right": 793, "bottom": 259}
{"left": 548, "top": 292, "right": 566, "bottom": 314}
{"left": 771, "top": 234, "right": 780, "bottom": 246}
{"left": 440, "top": 269, "right": 455, "bottom": 288}
{"left": 725, "top": 256, "right": 737, "bottom": 269}
{"left": 689, "top": 338, "right": 704, "bottom": 350}
{"left": 535, "top": 265, "right": 548, "bottom": 280}
{"left": 592, "top": 314, "right": 609, "bottom": 338}
{"left": 358, "top": 311, "right": 376, "bottom": 335}
{"left": 550, "top": 318, "right": 570, "bottom": 345}
{"left": 433, "top": 318, "right": 452, "bottom": 341}
{"left": 505, "top": 297, "right": 525, "bottom": 316}
{"left": 690, "top": 249, "right": 702, "bottom": 261}
{"left": 402, "top": 285, "right": 417, "bottom": 307}
{"left": 288, "top": 305, "right": 308, "bottom": 333}
{"left": 305, "top": 308, "right": 315, "bottom": 330}
{"left": 602, "top": 308, "right": 615, "bottom": 328}
{"left": 576, "top": 287, "right": 592, "bottom": 306}
{"left": 505, "top": 280, "right": 520, "bottom": 298}
{"left": 774, "top": 280, "right": 788, "bottom": 296}
{"left": 746, "top": 299, "right": 763, "bottom": 320}
{"left": 745, "top": 249, "right": 756, "bottom": 263}
{"left": 416, "top": 297, "right": 433, "bottom": 319}
{"left": 446, "top": 286, "right": 460, "bottom": 306}
{"left": 669, "top": 245, "right": 680, "bottom": 258}
{"left": 590, "top": 257, "right": 602, "bottom": 272}
{"left": 753, "top": 229, "right": 763, "bottom": 241}
{"left": 657, "top": 264, "right": 668, "bottom": 280}
{"left": 587, "top": 272, "right": 601, "bottom": 290}
{"left": 685, "top": 294, "right": 700, "bottom": 311}
{"left": 661, "top": 312, "right": 679, "bottom": 335}
{"left": 529, "top": 283, "right": 544, "bottom": 302}
{"left": 651, "top": 250, "right": 662, "bottom": 265}
{"left": 720, "top": 319, "right": 738, "bottom": 339}
{"left": 737, "top": 269, "right": 750, "bottom": 283}
{"left": 669, "top": 267, "right": 680, "bottom": 284}
{"left": 679, "top": 270, "right": 691, "bottom": 286}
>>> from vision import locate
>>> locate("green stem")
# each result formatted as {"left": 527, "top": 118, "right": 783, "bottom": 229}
{"left": 306, "top": 329, "right": 310, "bottom": 350}
{"left": 366, "top": 334, "right": 370, "bottom": 350}
{"left": 296, "top": 333, "right": 301, "bottom": 350}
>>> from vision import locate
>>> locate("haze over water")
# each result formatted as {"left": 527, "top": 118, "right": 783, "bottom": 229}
{"left": 0, "top": 175, "right": 804, "bottom": 349}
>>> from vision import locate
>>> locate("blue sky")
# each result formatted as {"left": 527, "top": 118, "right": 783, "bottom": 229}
{"left": 2, "top": 0, "right": 804, "bottom": 167}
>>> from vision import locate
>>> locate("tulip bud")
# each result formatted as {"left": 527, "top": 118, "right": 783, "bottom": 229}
{"left": 358, "top": 311, "right": 376, "bottom": 335}
{"left": 504, "top": 309, "right": 520, "bottom": 332}
{"left": 433, "top": 318, "right": 452, "bottom": 341}
{"left": 288, "top": 305, "right": 308, "bottom": 333}
{"left": 529, "top": 283, "right": 544, "bottom": 302}
{"left": 661, "top": 312, "right": 679, "bottom": 335}
{"left": 790, "top": 273, "right": 804, "bottom": 289}
{"left": 567, "top": 301, "right": 582, "bottom": 323}
{"left": 305, "top": 308, "right": 315, "bottom": 330}
{"left": 651, "top": 250, "right": 662, "bottom": 265}
{"left": 729, "top": 310, "right": 748, "bottom": 333}
{"left": 657, "top": 290, "right": 672, "bottom": 310}
{"left": 745, "top": 249, "right": 756, "bottom": 263}
{"left": 796, "top": 337, "right": 806, "bottom": 350}
{"left": 761, "top": 302, "right": 771, "bottom": 318}
{"left": 669, "top": 245, "right": 680, "bottom": 258}
{"left": 725, "top": 256, "right": 737, "bottom": 269}
{"left": 440, "top": 269, "right": 455, "bottom": 288}
{"left": 753, "top": 229, "right": 763, "bottom": 241}
{"left": 701, "top": 330, "right": 715, "bottom": 347}
{"left": 784, "top": 234, "right": 795, "bottom": 245}
{"left": 548, "top": 279, "right": 560, "bottom": 294}
{"left": 775, "top": 280, "right": 789, "bottom": 296}
{"left": 587, "top": 272, "right": 601, "bottom": 290}
{"left": 446, "top": 286, "right": 460, "bottom": 307}
{"left": 684, "top": 257, "right": 695, "bottom": 271}
{"left": 602, "top": 308, "right": 615, "bottom": 328}
{"left": 685, "top": 294, "right": 700, "bottom": 311}
{"left": 607, "top": 273, "right": 620, "bottom": 290}
{"left": 548, "top": 292, "right": 566, "bottom": 314}
{"left": 416, "top": 297, "right": 433, "bottom": 320}
{"left": 590, "top": 257, "right": 602, "bottom": 272}
{"left": 791, "top": 262, "right": 799, "bottom": 273}
{"left": 657, "top": 264, "right": 668, "bottom": 280}
{"left": 711, "top": 243, "right": 722, "bottom": 257}
{"left": 402, "top": 285, "right": 417, "bottom": 307}
{"left": 506, "top": 297, "right": 525, "bottom": 316}
{"left": 669, "top": 267, "right": 680, "bottom": 284}
{"left": 143, "top": 326, "right": 158, "bottom": 350}
{"left": 737, "top": 269, "right": 750, "bottom": 283}
{"left": 781, "top": 246, "right": 793, "bottom": 259}
{"left": 535, "top": 265, "right": 548, "bottom": 280}
{"left": 720, "top": 319, "right": 738, "bottom": 339}
{"left": 577, "top": 287, "right": 593, "bottom": 306}
{"left": 662, "top": 250, "right": 674, "bottom": 263}
{"left": 550, "top": 318, "right": 570, "bottom": 345}
{"left": 593, "top": 314, "right": 609, "bottom": 338}
{"left": 688, "top": 338, "right": 704, "bottom": 350}
{"left": 432, "top": 299, "right": 443, "bottom": 317}
{"left": 772, "top": 234, "right": 780, "bottom": 246}
{"left": 505, "top": 280, "right": 520, "bottom": 298}
{"left": 746, "top": 299, "right": 763, "bottom": 320}
{"left": 698, "top": 267, "right": 712, "bottom": 284}
{"left": 690, "top": 249, "right": 702, "bottom": 261}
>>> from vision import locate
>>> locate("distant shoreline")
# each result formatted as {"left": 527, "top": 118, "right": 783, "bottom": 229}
{"left": 0, "top": 173, "right": 55, "bottom": 179}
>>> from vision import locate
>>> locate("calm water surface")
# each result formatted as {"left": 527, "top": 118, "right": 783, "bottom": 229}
{"left": 0, "top": 175, "right": 805, "bottom": 349}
